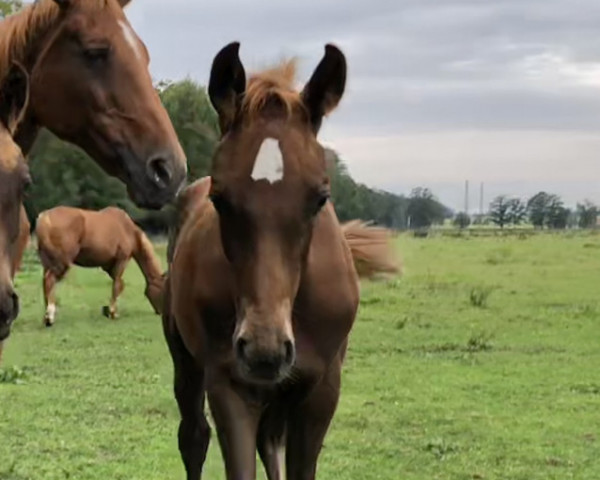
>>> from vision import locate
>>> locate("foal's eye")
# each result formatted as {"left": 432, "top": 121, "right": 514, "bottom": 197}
{"left": 312, "top": 191, "right": 330, "bottom": 216}
{"left": 83, "top": 46, "right": 110, "bottom": 65}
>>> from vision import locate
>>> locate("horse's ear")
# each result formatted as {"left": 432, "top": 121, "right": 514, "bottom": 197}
{"left": 301, "top": 44, "right": 347, "bottom": 133}
{"left": 208, "top": 42, "right": 246, "bottom": 135}
{"left": 118, "top": 0, "right": 132, "bottom": 7}
{"left": 52, "top": 0, "right": 71, "bottom": 9}
{"left": 0, "top": 62, "right": 30, "bottom": 136}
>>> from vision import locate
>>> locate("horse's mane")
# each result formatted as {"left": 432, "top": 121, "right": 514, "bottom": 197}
{"left": 0, "top": 0, "right": 115, "bottom": 84}
{"left": 242, "top": 60, "right": 305, "bottom": 120}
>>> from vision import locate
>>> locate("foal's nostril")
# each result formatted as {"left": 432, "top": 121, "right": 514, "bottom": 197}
{"left": 146, "top": 157, "right": 173, "bottom": 190}
{"left": 283, "top": 340, "right": 295, "bottom": 365}
{"left": 235, "top": 337, "right": 248, "bottom": 362}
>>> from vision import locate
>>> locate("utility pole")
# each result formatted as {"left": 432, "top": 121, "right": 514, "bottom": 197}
{"left": 479, "top": 182, "right": 484, "bottom": 215}
{"left": 464, "top": 180, "right": 469, "bottom": 214}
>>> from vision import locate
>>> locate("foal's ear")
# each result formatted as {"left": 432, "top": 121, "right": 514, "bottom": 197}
{"left": 301, "top": 44, "right": 347, "bottom": 133}
{"left": 208, "top": 42, "right": 246, "bottom": 135}
{"left": 0, "top": 62, "right": 30, "bottom": 136}
{"left": 118, "top": 0, "right": 132, "bottom": 8}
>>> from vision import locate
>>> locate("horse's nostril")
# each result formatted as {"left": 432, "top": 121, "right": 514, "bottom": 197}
{"left": 147, "top": 157, "right": 173, "bottom": 190}
{"left": 0, "top": 290, "right": 18, "bottom": 324}
{"left": 10, "top": 291, "right": 19, "bottom": 317}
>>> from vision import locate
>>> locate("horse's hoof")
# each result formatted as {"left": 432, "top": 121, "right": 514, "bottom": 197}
{"left": 43, "top": 318, "right": 54, "bottom": 328}
{"left": 102, "top": 306, "right": 118, "bottom": 319}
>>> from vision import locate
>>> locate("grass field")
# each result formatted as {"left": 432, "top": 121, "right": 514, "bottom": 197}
{"left": 1, "top": 232, "right": 599, "bottom": 479}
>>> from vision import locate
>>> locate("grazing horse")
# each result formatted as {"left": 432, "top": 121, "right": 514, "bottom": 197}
{"left": 0, "top": 63, "right": 32, "bottom": 362}
{"left": 164, "top": 43, "right": 399, "bottom": 480}
{"left": 0, "top": 0, "right": 186, "bottom": 209}
{"left": 36, "top": 206, "right": 164, "bottom": 326}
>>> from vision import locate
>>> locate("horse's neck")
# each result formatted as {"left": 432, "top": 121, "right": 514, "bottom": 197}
{"left": 6, "top": 6, "right": 61, "bottom": 155}
{"left": 133, "top": 232, "right": 163, "bottom": 287}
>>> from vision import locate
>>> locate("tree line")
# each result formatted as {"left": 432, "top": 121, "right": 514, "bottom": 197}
{"left": 23, "top": 78, "right": 452, "bottom": 233}
{"left": 454, "top": 193, "right": 598, "bottom": 230}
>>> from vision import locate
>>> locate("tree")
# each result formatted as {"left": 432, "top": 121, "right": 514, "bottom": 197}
{"left": 506, "top": 198, "right": 526, "bottom": 225}
{"left": 453, "top": 212, "right": 471, "bottom": 229}
{"left": 327, "top": 149, "right": 409, "bottom": 228}
{"left": 489, "top": 196, "right": 511, "bottom": 228}
{"left": 527, "top": 192, "right": 550, "bottom": 228}
{"left": 577, "top": 201, "right": 599, "bottom": 229}
{"left": 406, "top": 188, "right": 447, "bottom": 229}
{"left": 545, "top": 195, "right": 569, "bottom": 229}
{"left": 0, "top": 0, "right": 22, "bottom": 18}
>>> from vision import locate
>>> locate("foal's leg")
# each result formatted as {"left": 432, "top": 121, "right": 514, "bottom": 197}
{"left": 258, "top": 405, "right": 287, "bottom": 480}
{"left": 163, "top": 314, "right": 211, "bottom": 478}
{"left": 42, "top": 269, "right": 60, "bottom": 327}
{"left": 286, "top": 360, "right": 342, "bottom": 480}
{"left": 207, "top": 382, "right": 260, "bottom": 480}
{"left": 104, "top": 258, "right": 129, "bottom": 319}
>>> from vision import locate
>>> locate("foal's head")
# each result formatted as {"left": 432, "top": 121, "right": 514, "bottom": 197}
{"left": 208, "top": 42, "right": 346, "bottom": 383}
{"left": 0, "top": 64, "right": 30, "bottom": 340}
{"left": 6, "top": 0, "right": 187, "bottom": 208}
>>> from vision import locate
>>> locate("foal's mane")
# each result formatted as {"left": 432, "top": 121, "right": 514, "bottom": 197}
{"left": 242, "top": 60, "right": 306, "bottom": 121}
{"left": 0, "top": 0, "right": 117, "bottom": 85}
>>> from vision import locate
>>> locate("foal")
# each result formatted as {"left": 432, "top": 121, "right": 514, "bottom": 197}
{"left": 0, "top": 63, "right": 31, "bottom": 361}
{"left": 36, "top": 206, "right": 164, "bottom": 325}
{"left": 164, "top": 43, "right": 398, "bottom": 480}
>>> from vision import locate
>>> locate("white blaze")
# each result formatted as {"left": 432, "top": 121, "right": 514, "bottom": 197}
{"left": 251, "top": 138, "right": 284, "bottom": 183}
{"left": 119, "top": 20, "right": 143, "bottom": 61}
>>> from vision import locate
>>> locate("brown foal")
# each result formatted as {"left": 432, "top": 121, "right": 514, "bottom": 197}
{"left": 164, "top": 43, "right": 399, "bottom": 480}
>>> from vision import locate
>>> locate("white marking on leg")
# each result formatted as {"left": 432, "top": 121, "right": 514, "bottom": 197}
{"left": 118, "top": 20, "right": 143, "bottom": 61}
{"left": 278, "top": 446, "right": 285, "bottom": 477}
{"left": 46, "top": 303, "right": 56, "bottom": 322}
{"left": 251, "top": 138, "right": 284, "bottom": 184}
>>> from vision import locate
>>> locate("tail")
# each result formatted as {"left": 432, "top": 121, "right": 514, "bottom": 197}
{"left": 133, "top": 229, "right": 165, "bottom": 315}
{"left": 342, "top": 220, "right": 402, "bottom": 280}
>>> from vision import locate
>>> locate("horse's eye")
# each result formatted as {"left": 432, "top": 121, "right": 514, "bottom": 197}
{"left": 22, "top": 173, "right": 32, "bottom": 189}
{"left": 210, "top": 193, "right": 231, "bottom": 214}
{"left": 83, "top": 46, "right": 110, "bottom": 64}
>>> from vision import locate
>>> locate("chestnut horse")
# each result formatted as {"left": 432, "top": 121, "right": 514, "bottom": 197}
{"left": 0, "top": 63, "right": 32, "bottom": 362}
{"left": 164, "top": 43, "right": 399, "bottom": 480}
{"left": 0, "top": 0, "right": 186, "bottom": 209}
{"left": 36, "top": 206, "right": 164, "bottom": 326}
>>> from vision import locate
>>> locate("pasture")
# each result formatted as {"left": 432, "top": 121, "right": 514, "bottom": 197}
{"left": 1, "top": 233, "right": 599, "bottom": 479}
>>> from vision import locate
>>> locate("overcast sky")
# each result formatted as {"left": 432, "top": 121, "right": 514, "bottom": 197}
{"left": 127, "top": 0, "right": 600, "bottom": 210}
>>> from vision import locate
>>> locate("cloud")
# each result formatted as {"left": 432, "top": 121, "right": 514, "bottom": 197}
{"left": 126, "top": 0, "right": 600, "bottom": 207}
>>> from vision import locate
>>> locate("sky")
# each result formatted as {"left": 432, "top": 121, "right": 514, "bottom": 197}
{"left": 126, "top": 0, "right": 600, "bottom": 211}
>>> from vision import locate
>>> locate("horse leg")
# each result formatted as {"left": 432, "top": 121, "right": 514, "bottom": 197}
{"left": 257, "top": 403, "right": 287, "bottom": 480}
{"left": 207, "top": 382, "right": 260, "bottom": 480}
{"left": 43, "top": 269, "right": 59, "bottom": 327}
{"left": 285, "top": 360, "right": 342, "bottom": 480}
{"left": 104, "top": 259, "right": 129, "bottom": 319}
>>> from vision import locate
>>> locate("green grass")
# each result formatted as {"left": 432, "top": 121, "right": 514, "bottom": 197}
{"left": 1, "top": 233, "right": 600, "bottom": 479}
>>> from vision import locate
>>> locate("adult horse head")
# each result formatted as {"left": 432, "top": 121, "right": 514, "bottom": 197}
{"left": 0, "top": 0, "right": 186, "bottom": 209}
{"left": 0, "top": 63, "right": 30, "bottom": 344}
{"left": 207, "top": 42, "right": 346, "bottom": 383}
